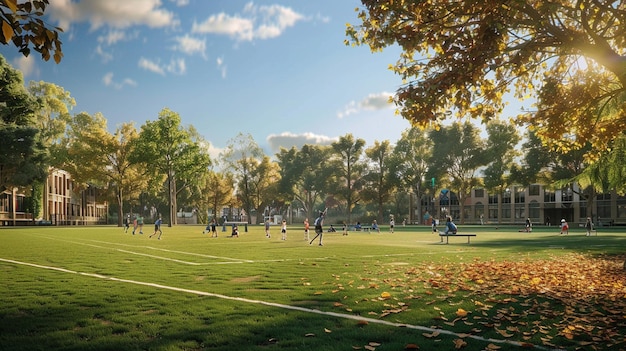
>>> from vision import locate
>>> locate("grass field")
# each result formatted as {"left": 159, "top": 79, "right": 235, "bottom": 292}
{"left": 1, "top": 223, "right": 625, "bottom": 351}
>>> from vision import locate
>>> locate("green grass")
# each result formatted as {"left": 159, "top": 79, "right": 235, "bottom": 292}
{"left": 1, "top": 224, "right": 625, "bottom": 351}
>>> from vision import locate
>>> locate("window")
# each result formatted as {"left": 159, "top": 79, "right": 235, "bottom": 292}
{"left": 474, "top": 188, "right": 484, "bottom": 198}
{"left": 488, "top": 194, "right": 498, "bottom": 204}
{"left": 529, "top": 201, "right": 540, "bottom": 219}
{"left": 544, "top": 190, "right": 556, "bottom": 202}
{"left": 529, "top": 185, "right": 540, "bottom": 196}
{"left": 514, "top": 204, "right": 525, "bottom": 219}
{"left": 502, "top": 190, "right": 511, "bottom": 204}
{"left": 514, "top": 187, "right": 525, "bottom": 203}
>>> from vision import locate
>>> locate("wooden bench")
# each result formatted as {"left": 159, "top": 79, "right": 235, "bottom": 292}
{"left": 439, "top": 232, "right": 477, "bottom": 244}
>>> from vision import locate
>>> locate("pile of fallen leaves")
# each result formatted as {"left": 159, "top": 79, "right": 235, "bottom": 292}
{"left": 362, "top": 253, "right": 626, "bottom": 350}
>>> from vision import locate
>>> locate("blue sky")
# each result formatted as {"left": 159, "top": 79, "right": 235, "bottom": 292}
{"left": 0, "top": 0, "right": 416, "bottom": 158}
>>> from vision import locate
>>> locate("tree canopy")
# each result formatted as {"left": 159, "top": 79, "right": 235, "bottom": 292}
{"left": 0, "top": 0, "right": 63, "bottom": 63}
{"left": 346, "top": 1, "right": 626, "bottom": 155}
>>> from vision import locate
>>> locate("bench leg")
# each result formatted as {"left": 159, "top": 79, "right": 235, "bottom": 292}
{"left": 467, "top": 236, "right": 470, "bottom": 244}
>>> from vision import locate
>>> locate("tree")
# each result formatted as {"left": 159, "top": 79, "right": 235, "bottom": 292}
{"left": 0, "top": 0, "right": 64, "bottom": 63}
{"left": 330, "top": 134, "right": 366, "bottom": 224}
{"left": 346, "top": 1, "right": 626, "bottom": 155}
{"left": 482, "top": 120, "right": 521, "bottom": 217}
{"left": 276, "top": 144, "right": 332, "bottom": 221}
{"left": 221, "top": 133, "right": 265, "bottom": 224}
{"left": 28, "top": 80, "right": 74, "bottom": 147}
{"left": 0, "top": 54, "right": 47, "bottom": 190}
{"left": 197, "top": 168, "right": 234, "bottom": 224}
{"left": 132, "top": 108, "right": 211, "bottom": 226}
{"left": 56, "top": 112, "right": 146, "bottom": 226}
{"left": 362, "top": 140, "right": 396, "bottom": 223}
{"left": 428, "top": 122, "right": 486, "bottom": 223}
{"left": 245, "top": 156, "right": 280, "bottom": 224}
{"left": 392, "top": 127, "right": 433, "bottom": 223}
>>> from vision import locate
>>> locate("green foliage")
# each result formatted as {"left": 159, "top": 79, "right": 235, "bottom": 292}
{"left": 133, "top": 108, "right": 211, "bottom": 225}
{"left": 346, "top": 0, "right": 626, "bottom": 157}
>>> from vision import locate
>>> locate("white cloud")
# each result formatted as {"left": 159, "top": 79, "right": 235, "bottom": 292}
{"left": 12, "top": 55, "right": 39, "bottom": 78}
{"left": 102, "top": 72, "right": 137, "bottom": 89}
{"left": 170, "top": 0, "right": 189, "bottom": 6}
{"left": 138, "top": 57, "right": 165, "bottom": 75}
{"left": 48, "top": 0, "right": 179, "bottom": 30}
{"left": 337, "top": 91, "right": 394, "bottom": 118}
{"left": 266, "top": 132, "right": 337, "bottom": 153}
{"left": 216, "top": 57, "right": 227, "bottom": 78}
{"left": 172, "top": 35, "right": 206, "bottom": 58}
{"left": 138, "top": 57, "right": 186, "bottom": 75}
{"left": 191, "top": 2, "right": 304, "bottom": 41}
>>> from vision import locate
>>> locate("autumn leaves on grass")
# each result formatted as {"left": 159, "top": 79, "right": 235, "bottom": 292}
{"left": 315, "top": 253, "right": 626, "bottom": 350}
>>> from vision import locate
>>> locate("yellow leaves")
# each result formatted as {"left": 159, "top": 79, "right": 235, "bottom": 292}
{"left": 2, "top": 21, "right": 14, "bottom": 43}
{"left": 455, "top": 308, "right": 468, "bottom": 317}
{"left": 380, "top": 291, "right": 391, "bottom": 299}
{"left": 453, "top": 338, "right": 467, "bottom": 349}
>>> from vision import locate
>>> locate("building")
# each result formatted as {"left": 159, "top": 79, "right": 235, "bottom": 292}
{"left": 426, "top": 183, "right": 626, "bottom": 227}
{"left": 0, "top": 168, "right": 107, "bottom": 226}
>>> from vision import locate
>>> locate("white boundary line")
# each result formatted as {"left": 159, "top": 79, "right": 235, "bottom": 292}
{"left": 0, "top": 257, "right": 559, "bottom": 351}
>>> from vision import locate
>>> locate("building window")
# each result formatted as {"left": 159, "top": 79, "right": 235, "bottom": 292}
{"left": 474, "top": 188, "right": 484, "bottom": 198}
{"left": 514, "top": 204, "right": 525, "bottom": 220}
{"left": 544, "top": 190, "right": 556, "bottom": 202}
{"left": 488, "top": 205, "right": 498, "bottom": 220}
{"left": 474, "top": 202, "right": 484, "bottom": 220}
{"left": 597, "top": 192, "right": 611, "bottom": 220}
{"left": 529, "top": 200, "right": 540, "bottom": 219}
{"left": 514, "top": 187, "right": 525, "bottom": 203}
{"left": 561, "top": 188, "right": 573, "bottom": 202}
{"left": 488, "top": 194, "right": 498, "bottom": 204}
{"left": 529, "top": 185, "right": 540, "bottom": 196}
{"left": 503, "top": 190, "right": 511, "bottom": 204}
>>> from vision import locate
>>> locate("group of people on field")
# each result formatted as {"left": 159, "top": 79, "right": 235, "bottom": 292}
{"left": 124, "top": 214, "right": 163, "bottom": 239}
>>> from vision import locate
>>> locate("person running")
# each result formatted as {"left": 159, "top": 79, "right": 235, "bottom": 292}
{"left": 303, "top": 218, "right": 310, "bottom": 241}
{"left": 265, "top": 219, "right": 271, "bottom": 238}
{"left": 281, "top": 219, "right": 287, "bottom": 240}
{"left": 149, "top": 216, "right": 163, "bottom": 240}
{"left": 137, "top": 215, "right": 144, "bottom": 234}
{"left": 124, "top": 214, "right": 130, "bottom": 233}
{"left": 309, "top": 209, "right": 326, "bottom": 246}
{"left": 132, "top": 216, "right": 138, "bottom": 235}
{"left": 560, "top": 219, "right": 569, "bottom": 235}
{"left": 210, "top": 218, "right": 217, "bottom": 237}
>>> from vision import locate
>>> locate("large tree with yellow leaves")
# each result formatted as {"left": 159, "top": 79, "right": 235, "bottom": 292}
{"left": 0, "top": 0, "right": 63, "bottom": 63}
{"left": 346, "top": 1, "right": 626, "bottom": 155}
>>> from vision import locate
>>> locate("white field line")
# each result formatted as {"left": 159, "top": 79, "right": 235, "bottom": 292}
{"left": 0, "top": 257, "right": 559, "bottom": 351}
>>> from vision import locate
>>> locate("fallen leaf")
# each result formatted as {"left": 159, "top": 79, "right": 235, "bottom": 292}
{"left": 324, "top": 328, "right": 332, "bottom": 333}
{"left": 453, "top": 339, "right": 467, "bottom": 349}
{"left": 456, "top": 308, "right": 468, "bottom": 317}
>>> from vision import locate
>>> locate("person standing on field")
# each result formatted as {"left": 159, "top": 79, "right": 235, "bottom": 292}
{"left": 265, "top": 219, "right": 271, "bottom": 238}
{"left": 281, "top": 219, "right": 287, "bottom": 240}
{"left": 304, "top": 218, "right": 310, "bottom": 241}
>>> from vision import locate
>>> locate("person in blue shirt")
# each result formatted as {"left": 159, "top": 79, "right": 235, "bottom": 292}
{"left": 445, "top": 216, "right": 457, "bottom": 235}
{"left": 150, "top": 216, "right": 163, "bottom": 240}
{"left": 309, "top": 209, "right": 326, "bottom": 246}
